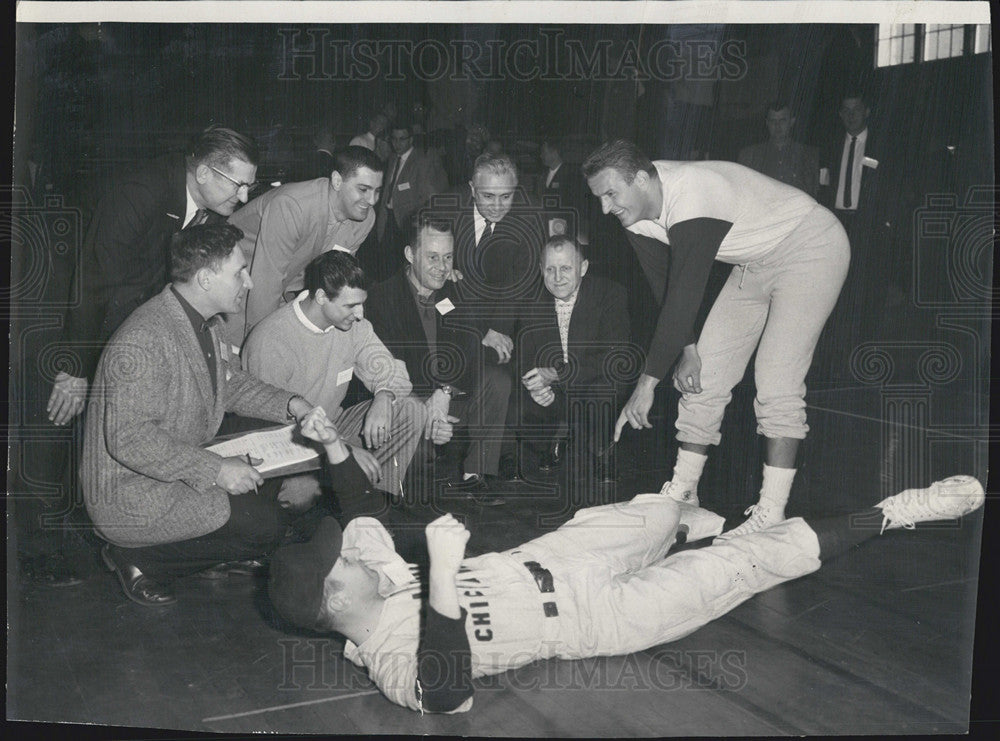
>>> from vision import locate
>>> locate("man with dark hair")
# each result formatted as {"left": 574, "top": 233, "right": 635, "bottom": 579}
{"left": 823, "top": 91, "right": 885, "bottom": 225}
{"left": 371, "top": 123, "right": 448, "bottom": 282}
{"left": 820, "top": 90, "right": 902, "bottom": 327}
{"left": 226, "top": 145, "right": 384, "bottom": 344}
{"left": 243, "top": 251, "right": 424, "bottom": 504}
{"left": 83, "top": 223, "right": 314, "bottom": 606}
{"left": 738, "top": 102, "right": 819, "bottom": 197}
{"left": 508, "top": 236, "right": 630, "bottom": 483}
{"left": 583, "top": 139, "right": 849, "bottom": 537}
{"left": 366, "top": 213, "right": 512, "bottom": 504}
{"left": 269, "top": 408, "right": 984, "bottom": 714}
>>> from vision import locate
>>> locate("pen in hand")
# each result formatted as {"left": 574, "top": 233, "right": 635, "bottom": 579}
{"left": 245, "top": 453, "right": 260, "bottom": 494}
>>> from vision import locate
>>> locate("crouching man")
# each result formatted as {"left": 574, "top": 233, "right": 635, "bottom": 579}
{"left": 83, "top": 224, "right": 314, "bottom": 607}
{"left": 243, "top": 251, "right": 425, "bottom": 507}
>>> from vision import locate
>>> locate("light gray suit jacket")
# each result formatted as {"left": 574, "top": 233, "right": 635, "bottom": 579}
{"left": 82, "top": 286, "right": 291, "bottom": 547}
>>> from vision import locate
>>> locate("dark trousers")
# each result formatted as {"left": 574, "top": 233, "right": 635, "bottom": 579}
{"left": 513, "top": 386, "right": 620, "bottom": 464}
{"left": 113, "top": 479, "right": 290, "bottom": 583}
{"left": 434, "top": 363, "right": 512, "bottom": 478}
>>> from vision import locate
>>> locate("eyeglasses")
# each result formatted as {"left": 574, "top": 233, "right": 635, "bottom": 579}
{"left": 209, "top": 165, "right": 255, "bottom": 195}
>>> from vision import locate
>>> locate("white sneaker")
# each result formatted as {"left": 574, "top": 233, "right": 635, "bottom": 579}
{"left": 660, "top": 479, "right": 699, "bottom": 506}
{"left": 876, "top": 475, "right": 985, "bottom": 534}
{"left": 716, "top": 502, "right": 785, "bottom": 540}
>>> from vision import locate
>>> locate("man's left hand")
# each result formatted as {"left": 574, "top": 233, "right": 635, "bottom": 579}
{"left": 362, "top": 392, "right": 394, "bottom": 449}
{"left": 448, "top": 268, "right": 464, "bottom": 282}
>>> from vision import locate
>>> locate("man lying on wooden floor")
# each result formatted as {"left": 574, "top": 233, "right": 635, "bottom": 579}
{"left": 268, "top": 408, "right": 984, "bottom": 714}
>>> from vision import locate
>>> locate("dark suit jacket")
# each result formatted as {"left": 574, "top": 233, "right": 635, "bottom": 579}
{"left": 427, "top": 188, "right": 546, "bottom": 338}
{"left": 364, "top": 269, "right": 482, "bottom": 397}
{"left": 515, "top": 273, "right": 630, "bottom": 390}
{"left": 821, "top": 129, "right": 892, "bottom": 227}
{"left": 377, "top": 147, "right": 448, "bottom": 237}
{"left": 61, "top": 154, "right": 223, "bottom": 379}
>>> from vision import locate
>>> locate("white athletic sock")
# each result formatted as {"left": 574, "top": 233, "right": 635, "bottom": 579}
{"left": 759, "top": 464, "right": 796, "bottom": 516}
{"left": 673, "top": 448, "right": 708, "bottom": 486}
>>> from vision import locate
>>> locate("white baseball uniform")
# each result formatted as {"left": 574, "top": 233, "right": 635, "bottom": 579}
{"left": 342, "top": 493, "right": 822, "bottom": 712}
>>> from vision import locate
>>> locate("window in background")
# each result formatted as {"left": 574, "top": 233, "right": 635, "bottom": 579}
{"left": 876, "top": 23, "right": 991, "bottom": 68}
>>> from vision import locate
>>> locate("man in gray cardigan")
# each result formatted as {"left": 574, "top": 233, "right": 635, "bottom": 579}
{"left": 82, "top": 224, "right": 313, "bottom": 606}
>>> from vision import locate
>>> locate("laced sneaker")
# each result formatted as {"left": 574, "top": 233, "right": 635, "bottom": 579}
{"left": 876, "top": 475, "right": 985, "bottom": 534}
{"left": 716, "top": 502, "right": 785, "bottom": 540}
{"left": 659, "top": 479, "right": 699, "bottom": 506}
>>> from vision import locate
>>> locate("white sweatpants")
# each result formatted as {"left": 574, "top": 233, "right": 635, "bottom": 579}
{"left": 512, "top": 494, "right": 821, "bottom": 659}
{"left": 676, "top": 204, "right": 850, "bottom": 445}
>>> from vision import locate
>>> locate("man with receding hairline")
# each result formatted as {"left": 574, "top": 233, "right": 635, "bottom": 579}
{"left": 26, "top": 125, "right": 259, "bottom": 587}
{"left": 366, "top": 213, "right": 512, "bottom": 502}
{"left": 50, "top": 125, "right": 260, "bottom": 427}
{"left": 441, "top": 152, "right": 547, "bottom": 366}
{"left": 508, "top": 235, "right": 629, "bottom": 482}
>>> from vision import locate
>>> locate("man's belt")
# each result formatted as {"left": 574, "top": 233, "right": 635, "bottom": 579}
{"left": 523, "top": 560, "right": 558, "bottom": 617}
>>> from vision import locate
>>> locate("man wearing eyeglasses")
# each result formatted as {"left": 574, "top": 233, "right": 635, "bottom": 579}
{"left": 225, "top": 146, "right": 385, "bottom": 347}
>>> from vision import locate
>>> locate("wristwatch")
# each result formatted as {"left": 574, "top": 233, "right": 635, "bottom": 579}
{"left": 440, "top": 385, "right": 454, "bottom": 397}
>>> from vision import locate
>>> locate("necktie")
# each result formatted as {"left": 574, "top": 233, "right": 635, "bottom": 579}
{"left": 186, "top": 209, "right": 209, "bottom": 229}
{"left": 477, "top": 221, "right": 493, "bottom": 250}
{"left": 843, "top": 136, "right": 857, "bottom": 209}
{"left": 386, "top": 157, "right": 402, "bottom": 209}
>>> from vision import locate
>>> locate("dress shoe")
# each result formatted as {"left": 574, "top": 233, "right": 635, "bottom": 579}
{"left": 448, "top": 473, "right": 507, "bottom": 506}
{"left": 466, "top": 486, "right": 507, "bottom": 507}
{"left": 101, "top": 544, "right": 176, "bottom": 607}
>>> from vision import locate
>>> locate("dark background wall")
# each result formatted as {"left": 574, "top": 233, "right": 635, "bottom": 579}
{"left": 14, "top": 22, "right": 993, "bottom": 193}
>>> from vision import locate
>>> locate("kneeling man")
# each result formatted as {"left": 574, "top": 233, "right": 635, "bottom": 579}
{"left": 83, "top": 224, "right": 314, "bottom": 606}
